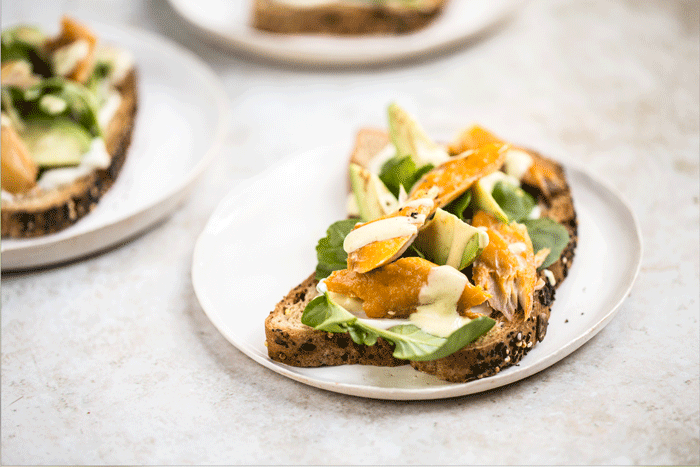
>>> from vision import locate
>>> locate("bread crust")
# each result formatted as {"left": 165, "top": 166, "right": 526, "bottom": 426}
{"left": 265, "top": 129, "right": 577, "bottom": 382}
{"left": 1, "top": 69, "right": 138, "bottom": 238}
{"left": 252, "top": 0, "right": 447, "bottom": 35}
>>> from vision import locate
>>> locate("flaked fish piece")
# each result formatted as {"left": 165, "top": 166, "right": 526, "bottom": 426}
{"left": 345, "top": 143, "right": 507, "bottom": 273}
{"left": 325, "top": 257, "right": 490, "bottom": 319}
{"left": 471, "top": 211, "right": 538, "bottom": 321}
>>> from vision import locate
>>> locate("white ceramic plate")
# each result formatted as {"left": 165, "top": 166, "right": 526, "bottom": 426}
{"left": 1, "top": 22, "right": 229, "bottom": 271}
{"left": 192, "top": 144, "right": 642, "bottom": 400}
{"left": 167, "top": 0, "right": 522, "bottom": 66}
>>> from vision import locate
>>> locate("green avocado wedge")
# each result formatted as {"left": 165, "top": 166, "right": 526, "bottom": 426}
{"left": 413, "top": 208, "right": 489, "bottom": 270}
{"left": 21, "top": 118, "right": 92, "bottom": 167}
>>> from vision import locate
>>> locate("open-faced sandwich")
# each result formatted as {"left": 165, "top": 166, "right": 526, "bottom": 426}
{"left": 1, "top": 17, "right": 137, "bottom": 238}
{"left": 266, "top": 104, "right": 577, "bottom": 383}
{"left": 252, "top": 0, "right": 448, "bottom": 35}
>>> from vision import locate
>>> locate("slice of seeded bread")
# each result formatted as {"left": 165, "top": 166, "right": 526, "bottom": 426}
{"left": 252, "top": 0, "right": 448, "bottom": 35}
{"left": 266, "top": 273, "right": 404, "bottom": 367}
{"left": 265, "top": 128, "right": 577, "bottom": 382}
{"left": 1, "top": 69, "right": 138, "bottom": 238}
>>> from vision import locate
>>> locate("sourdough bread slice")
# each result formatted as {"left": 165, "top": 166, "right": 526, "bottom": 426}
{"left": 1, "top": 69, "right": 138, "bottom": 238}
{"left": 252, "top": 0, "right": 447, "bottom": 35}
{"left": 265, "top": 128, "right": 577, "bottom": 382}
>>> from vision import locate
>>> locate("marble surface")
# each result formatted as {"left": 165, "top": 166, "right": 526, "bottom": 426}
{"left": 2, "top": 0, "right": 698, "bottom": 464}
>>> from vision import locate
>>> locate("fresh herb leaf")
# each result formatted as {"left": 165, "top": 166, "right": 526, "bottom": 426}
{"left": 378, "top": 155, "right": 433, "bottom": 198}
{"left": 492, "top": 181, "right": 536, "bottom": 222}
{"left": 444, "top": 190, "right": 472, "bottom": 219}
{"left": 314, "top": 219, "right": 357, "bottom": 280}
{"left": 522, "top": 218, "right": 570, "bottom": 269}
{"left": 301, "top": 293, "right": 496, "bottom": 361}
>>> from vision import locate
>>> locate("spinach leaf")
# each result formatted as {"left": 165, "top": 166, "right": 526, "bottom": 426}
{"left": 314, "top": 219, "right": 357, "bottom": 280}
{"left": 378, "top": 155, "right": 433, "bottom": 198}
{"left": 443, "top": 190, "right": 472, "bottom": 220}
{"left": 301, "top": 293, "right": 496, "bottom": 362}
{"left": 522, "top": 218, "right": 570, "bottom": 270}
{"left": 492, "top": 181, "right": 536, "bottom": 222}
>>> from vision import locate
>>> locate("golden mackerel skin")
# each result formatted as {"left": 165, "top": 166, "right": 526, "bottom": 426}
{"left": 346, "top": 143, "right": 507, "bottom": 274}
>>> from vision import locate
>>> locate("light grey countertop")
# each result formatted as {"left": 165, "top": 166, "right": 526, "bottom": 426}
{"left": 2, "top": 0, "right": 698, "bottom": 464}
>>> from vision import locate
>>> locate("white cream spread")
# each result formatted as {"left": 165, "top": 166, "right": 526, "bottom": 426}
{"left": 39, "top": 95, "right": 67, "bottom": 115}
{"left": 37, "top": 138, "right": 110, "bottom": 190}
{"left": 477, "top": 170, "right": 521, "bottom": 194}
{"left": 97, "top": 90, "right": 122, "bottom": 129}
{"left": 53, "top": 40, "right": 90, "bottom": 77}
{"left": 95, "top": 45, "right": 135, "bottom": 85}
{"left": 543, "top": 269, "right": 556, "bottom": 286}
{"left": 401, "top": 197, "right": 435, "bottom": 210}
{"left": 343, "top": 217, "right": 418, "bottom": 253}
{"left": 504, "top": 148, "right": 534, "bottom": 180}
{"left": 1, "top": 189, "right": 15, "bottom": 202}
{"left": 508, "top": 242, "right": 527, "bottom": 255}
{"left": 409, "top": 266, "right": 471, "bottom": 338}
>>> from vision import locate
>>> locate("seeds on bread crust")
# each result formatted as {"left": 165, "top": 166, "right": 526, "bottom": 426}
{"left": 265, "top": 129, "right": 577, "bottom": 383}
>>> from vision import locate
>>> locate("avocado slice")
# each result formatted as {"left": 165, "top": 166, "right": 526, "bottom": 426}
{"left": 388, "top": 103, "right": 449, "bottom": 167}
{"left": 471, "top": 171, "right": 517, "bottom": 223}
{"left": 349, "top": 163, "right": 398, "bottom": 222}
{"left": 21, "top": 117, "right": 92, "bottom": 167}
{"left": 413, "top": 208, "right": 489, "bottom": 270}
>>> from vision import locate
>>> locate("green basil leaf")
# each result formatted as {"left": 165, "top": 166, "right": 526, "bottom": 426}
{"left": 444, "top": 189, "right": 472, "bottom": 220}
{"left": 492, "top": 181, "right": 536, "bottom": 222}
{"left": 301, "top": 293, "right": 496, "bottom": 362}
{"left": 522, "top": 218, "right": 570, "bottom": 270}
{"left": 314, "top": 219, "right": 357, "bottom": 280}
{"left": 378, "top": 155, "right": 433, "bottom": 198}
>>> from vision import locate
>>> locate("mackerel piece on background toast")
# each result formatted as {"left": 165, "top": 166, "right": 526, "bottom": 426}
{"left": 252, "top": 0, "right": 448, "bottom": 35}
{"left": 266, "top": 122, "right": 577, "bottom": 383}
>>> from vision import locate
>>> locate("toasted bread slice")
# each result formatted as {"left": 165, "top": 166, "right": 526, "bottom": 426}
{"left": 265, "top": 129, "right": 577, "bottom": 382}
{"left": 252, "top": 0, "right": 448, "bottom": 35}
{"left": 1, "top": 69, "right": 137, "bottom": 238}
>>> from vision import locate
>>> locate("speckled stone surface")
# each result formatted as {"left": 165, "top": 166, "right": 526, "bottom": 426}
{"left": 2, "top": 0, "right": 698, "bottom": 464}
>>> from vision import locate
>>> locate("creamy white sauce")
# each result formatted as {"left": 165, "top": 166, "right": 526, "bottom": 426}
{"left": 409, "top": 266, "right": 470, "bottom": 338}
{"left": 477, "top": 170, "right": 521, "bottom": 194}
{"left": 529, "top": 205, "right": 542, "bottom": 219}
{"left": 397, "top": 185, "right": 408, "bottom": 204}
{"left": 1, "top": 189, "right": 15, "bottom": 202}
{"left": 504, "top": 148, "right": 534, "bottom": 180}
{"left": 543, "top": 269, "right": 556, "bottom": 286}
{"left": 37, "top": 138, "right": 110, "bottom": 190}
{"left": 97, "top": 91, "right": 122, "bottom": 129}
{"left": 508, "top": 242, "right": 527, "bottom": 255}
{"left": 39, "top": 95, "right": 67, "bottom": 115}
{"left": 343, "top": 216, "right": 418, "bottom": 253}
{"left": 95, "top": 45, "right": 135, "bottom": 85}
{"left": 401, "top": 197, "right": 435, "bottom": 210}
{"left": 53, "top": 40, "right": 90, "bottom": 77}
